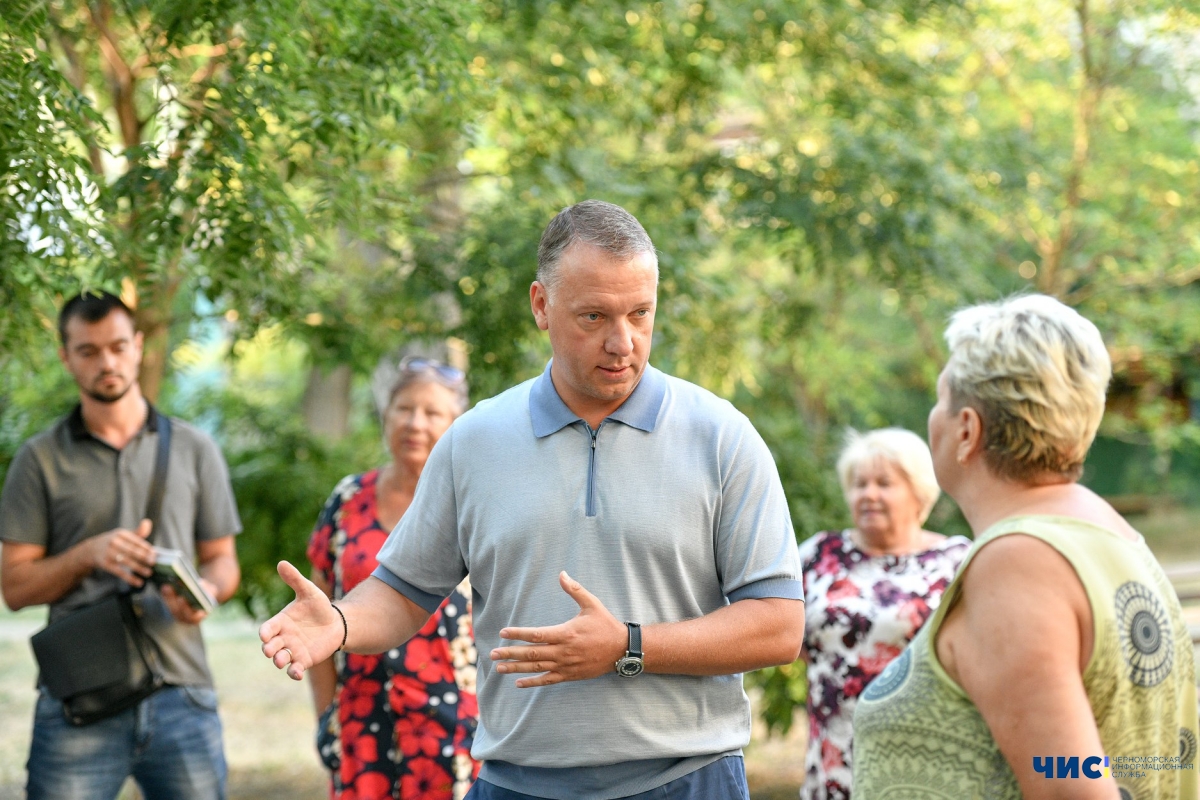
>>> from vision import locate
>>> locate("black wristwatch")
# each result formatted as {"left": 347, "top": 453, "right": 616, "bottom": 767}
{"left": 614, "top": 622, "right": 644, "bottom": 678}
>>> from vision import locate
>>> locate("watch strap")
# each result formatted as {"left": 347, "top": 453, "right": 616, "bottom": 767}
{"left": 625, "top": 621, "right": 642, "bottom": 658}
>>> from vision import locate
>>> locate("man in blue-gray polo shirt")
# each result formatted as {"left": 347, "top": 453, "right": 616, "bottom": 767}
{"left": 261, "top": 200, "right": 805, "bottom": 799}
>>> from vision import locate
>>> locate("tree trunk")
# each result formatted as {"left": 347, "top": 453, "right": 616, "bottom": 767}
{"left": 132, "top": 270, "right": 182, "bottom": 405}
{"left": 302, "top": 364, "right": 353, "bottom": 441}
{"left": 138, "top": 318, "right": 170, "bottom": 404}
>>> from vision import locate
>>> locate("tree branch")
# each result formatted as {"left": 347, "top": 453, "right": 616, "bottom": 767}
{"left": 1116, "top": 265, "right": 1200, "bottom": 289}
{"left": 47, "top": 14, "right": 104, "bottom": 176}
{"left": 129, "top": 38, "right": 243, "bottom": 79}
{"left": 903, "top": 293, "right": 944, "bottom": 371}
{"left": 978, "top": 46, "right": 1037, "bottom": 132}
{"left": 1075, "top": 247, "right": 1138, "bottom": 282}
{"left": 1014, "top": 214, "right": 1050, "bottom": 257}
{"left": 1039, "top": 0, "right": 1104, "bottom": 297}
{"left": 188, "top": 51, "right": 225, "bottom": 87}
{"left": 1076, "top": 0, "right": 1094, "bottom": 80}
{"left": 86, "top": 0, "right": 143, "bottom": 149}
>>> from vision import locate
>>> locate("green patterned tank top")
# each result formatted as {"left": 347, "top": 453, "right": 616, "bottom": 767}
{"left": 852, "top": 515, "right": 1198, "bottom": 800}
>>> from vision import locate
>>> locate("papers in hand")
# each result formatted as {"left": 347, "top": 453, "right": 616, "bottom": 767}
{"left": 151, "top": 547, "right": 216, "bottom": 614}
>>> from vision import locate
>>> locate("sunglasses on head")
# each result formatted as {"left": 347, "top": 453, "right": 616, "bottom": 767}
{"left": 399, "top": 356, "right": 465, "bottom": 385}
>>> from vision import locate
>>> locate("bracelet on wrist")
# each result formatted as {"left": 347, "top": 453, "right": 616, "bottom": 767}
{"left": 330, "top": 602, "right": 348, "bottom": 652}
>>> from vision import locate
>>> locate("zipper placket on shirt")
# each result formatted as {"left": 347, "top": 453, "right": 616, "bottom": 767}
{"left": 585, "top": 421, "right": 604, "bottom": 517}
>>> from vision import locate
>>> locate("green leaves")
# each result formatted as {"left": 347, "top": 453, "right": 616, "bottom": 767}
{"left": 1, "top": 8, "right": 107, "bottom": 350}
{"left": 1, "top": 0, "right": 478, "bottom": 389}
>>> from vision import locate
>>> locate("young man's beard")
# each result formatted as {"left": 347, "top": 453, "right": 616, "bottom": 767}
{"left": 85, "top": 376, "right": 133, "bottom": 404}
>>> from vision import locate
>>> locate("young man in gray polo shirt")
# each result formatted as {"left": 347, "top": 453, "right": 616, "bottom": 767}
{"left": 261, "top": 200, "right": 805, "bottom": 799}
{"left": 0, "top": 291, "right": 242, "bottom": 800}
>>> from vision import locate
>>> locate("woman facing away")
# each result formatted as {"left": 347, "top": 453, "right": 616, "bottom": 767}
{"left": 307, "top": 357, "right": 480, "bottom": 800}
{"left": 853, "top": 294, "right": 1198, "bottom": 800}
{"left": 800, "top": 428, "right": 970, "bottom": 799}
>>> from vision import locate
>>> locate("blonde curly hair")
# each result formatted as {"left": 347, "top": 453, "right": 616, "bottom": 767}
{"left": 942, "top": 294, "right": 1111, "bottom": 482}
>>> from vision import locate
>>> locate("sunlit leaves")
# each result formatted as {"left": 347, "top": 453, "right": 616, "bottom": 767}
{"left": 1, "top": 0, "right": 475, "bottom": 374}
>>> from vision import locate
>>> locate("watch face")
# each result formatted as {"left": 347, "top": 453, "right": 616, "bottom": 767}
{"left": 616, "top": 656, "right": 643, "bottom": 677}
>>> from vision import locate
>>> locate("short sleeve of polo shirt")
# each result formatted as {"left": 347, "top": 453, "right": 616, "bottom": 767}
{"left": 0, "top": 443, "right": 50, "bottom": 546}
{"left": 373, "top": 427, "right": 466, "bottom": 612}
{"left": 713, "top": 415, "right": 803, "bottom": 603}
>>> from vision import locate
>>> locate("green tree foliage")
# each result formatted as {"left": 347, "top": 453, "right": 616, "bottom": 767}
{"left": 182, "top": 386, "right": 383, "bottom": 617}
{"left": 948, "top": 1, "right": 1200, "bottom": 456}
{"left": 0, "top": 1, "right": 108, "bottom": 351}
{"left": 0, "top": 0, "right": 474, "bottom": 398}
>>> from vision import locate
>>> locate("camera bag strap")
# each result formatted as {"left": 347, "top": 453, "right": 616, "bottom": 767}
{"left": 143, "top": 407, "right": 171, "bottom": 545}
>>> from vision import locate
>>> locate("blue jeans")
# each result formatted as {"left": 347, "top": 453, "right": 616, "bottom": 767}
{"left": 466, "top": 756, "right": 749, "bottom": 800}
{"left": 27, "top": 686, "right": 227, "bottom": 800}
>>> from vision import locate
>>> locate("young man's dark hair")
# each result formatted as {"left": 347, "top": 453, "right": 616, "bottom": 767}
{"left": 58, "top": 291, "right": 135, "bottom": 346}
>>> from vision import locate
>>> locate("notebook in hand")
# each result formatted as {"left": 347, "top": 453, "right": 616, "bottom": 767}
{"left": 151, "top": 547, "right": 216, "bottom": 614}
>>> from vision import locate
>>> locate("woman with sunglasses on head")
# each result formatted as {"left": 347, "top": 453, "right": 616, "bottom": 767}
{"left": 306, "top": 357, "right": 480, "bottom": 800}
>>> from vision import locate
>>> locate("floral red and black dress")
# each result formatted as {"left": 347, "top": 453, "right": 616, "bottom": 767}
{"left": 798, "top": 529, "right": 969, "bottom": 800}
{"left": 308, "top": 470, "right": 480, "bottom": 800}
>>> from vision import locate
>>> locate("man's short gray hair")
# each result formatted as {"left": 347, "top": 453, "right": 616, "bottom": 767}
{"left": 943, "top": 293, "right": 1111, "bottom": 483}
{"left": 536, "top": 200, "right": 658, "bottom": 292}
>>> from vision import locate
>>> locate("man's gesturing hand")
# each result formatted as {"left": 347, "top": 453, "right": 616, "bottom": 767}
{"left": 490, "top": 571, "right": 628, "bottom": 688}
{"left": 258, "top": 561, "right": 342, "bottom": 681}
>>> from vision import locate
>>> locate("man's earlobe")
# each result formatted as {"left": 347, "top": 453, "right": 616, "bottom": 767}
{"left": 530, "top": 282, "right": 552, "bottom": 331}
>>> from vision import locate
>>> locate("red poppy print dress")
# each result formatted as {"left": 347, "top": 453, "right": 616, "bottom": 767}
{"left": 798, "top": 529, "right": 969, "bottom": 800}
{"left": 308, "top": 470, "right": 480, "bottom": 800}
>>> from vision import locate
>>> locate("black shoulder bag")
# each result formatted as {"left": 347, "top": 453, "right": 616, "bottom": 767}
{"left": 30, "top": 412, "right": 172, "bottom": 726}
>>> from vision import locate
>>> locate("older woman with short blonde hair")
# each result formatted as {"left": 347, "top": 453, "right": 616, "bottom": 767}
{"left": 799, "top": 427, "right": 969, "bottom": 799}
{"left": 854, "top": 294, "right": 1199, "bottom": 800}
{"left": 941, "top": 293, "right": 1109, "bottom": 482}
{"left": 835, "top": 428, "right": 942, "bottom": 530}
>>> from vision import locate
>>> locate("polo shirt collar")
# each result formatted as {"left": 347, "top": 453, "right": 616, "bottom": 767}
{"left": 68, "top": 400, "right": 160, "bottom": 440}
{"left": 530, "top": 360, "right": 666, "bottom": 438}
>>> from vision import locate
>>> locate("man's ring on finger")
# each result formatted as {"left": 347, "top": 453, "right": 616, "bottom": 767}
{"left": 115, "top": 553, "right": 124, "bottom": 565}
{"left": 281, "top": 647, "right": 293, "bottom": 663}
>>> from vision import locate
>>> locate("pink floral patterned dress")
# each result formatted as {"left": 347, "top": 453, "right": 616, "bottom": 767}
{"left": 308, "top": 470, "right": 480, "bottom": 800}
{"left": 798, "top": 529, "right": 969, "bottom": 800}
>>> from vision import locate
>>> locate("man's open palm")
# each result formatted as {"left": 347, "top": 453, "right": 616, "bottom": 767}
{"left": 489, "top": 571, "right": 629, "bottom": 687}
{"left": 258, "top": 560, "right": 341, "bottom": 680}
